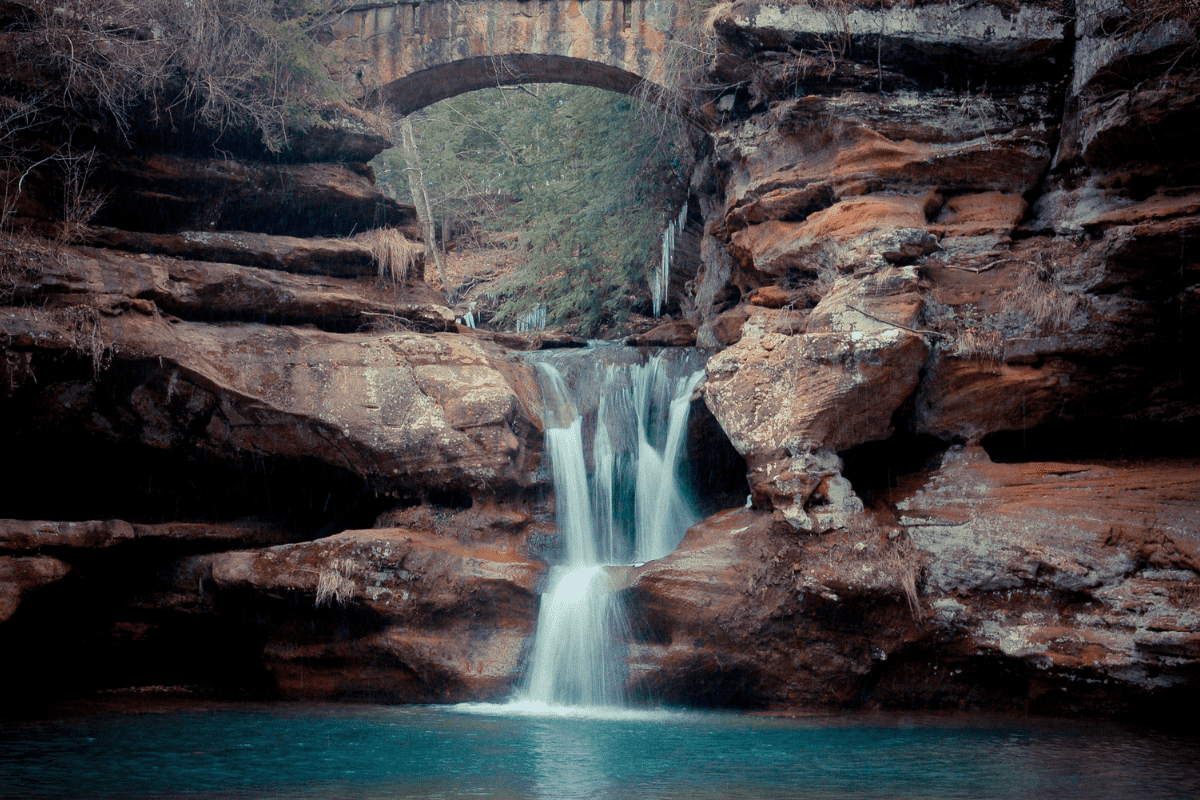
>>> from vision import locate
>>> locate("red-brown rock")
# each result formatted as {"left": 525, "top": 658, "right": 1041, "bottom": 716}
{"left": 87, "top": 228, "right": 388, "bottom": 279}
{"left": 0, "top": 518, "right": 292, "bottom": 552}
{"left": 895, "top": 447, "right": 1200, "bottom": 697}
{"left": 625, "top": 320, "right": 697, "bottom": 347}
{"left": 621, "top": 508, "right": 919, "bottom": 708}
{"left": 0, "top": 308, "right": 543, "bottom": 498}
{"left": 207, "top": 527, "right": 546, "bottom": 701}
{"left": 0, "top": 555, "right": 70, "bottom": 623}
{"left": 11, "top": 243, "right": 454, "bottom": 331}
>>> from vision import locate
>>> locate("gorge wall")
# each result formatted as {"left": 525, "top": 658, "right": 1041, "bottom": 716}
{"left": 1, "top": 0, "right": 1198, "bottom": 719}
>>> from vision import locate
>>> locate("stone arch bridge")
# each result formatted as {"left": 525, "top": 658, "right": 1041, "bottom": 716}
{"left": 327, "top": 0, "right": 687, "bottom": 116}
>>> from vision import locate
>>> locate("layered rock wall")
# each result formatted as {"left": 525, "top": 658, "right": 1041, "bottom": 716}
{"left": 2, "top": 0, "right": 1198, "bottom": 716}
{"left": 0, "top": 0, "right": 563, "bottom": 705}
{"left": 658, "top": 0, "right": 1200, "bottom": 712}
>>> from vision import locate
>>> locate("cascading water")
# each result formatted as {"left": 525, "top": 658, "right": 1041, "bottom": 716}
{"left": 513, "top": 347, "right": 706, "bottom": 708}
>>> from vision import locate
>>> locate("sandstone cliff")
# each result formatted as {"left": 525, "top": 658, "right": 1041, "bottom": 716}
{"left": 670, "top": 0, "right": 1199, "bottom": 714}
{"left": 1, "top": 0, "right": 1197, "bottom": 719}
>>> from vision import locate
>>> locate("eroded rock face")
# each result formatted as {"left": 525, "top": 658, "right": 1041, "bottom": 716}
{"left": 204, "top": 527, "right": 545, "bottom": 701}
{"left": 693, "top": 0, "right": 1199, "bottom": 523}
{"left": 0, "top": 518, "right": 291, "bottom": 552}
{"left": 651, "top": 0, "right": 1200, "bottom": 715}
{"left": 7, "top": 243, "right": 452, "bottom": 331}
{"left": 91, "top": 313, "right": 541, "bottom": 496}
{"left": 704, "top": 270, "right": 927, "bottom": 531}
{"left": 95, "top": 156, "right": 419, "bottom": 239}
{"left": 621, "top": 508, "right": 920, "bottom": 708}
{"left": 895, "top": 447, "right": 1200, "bottom": 702}
{"left": 0, "top": 517, "right": 294, "bottom": 628}
{"left": 621, "top": 448, "right": 1200, "bottom": 712}
{"left": 0, "top": 555, "right": 70, "bottom": 624}
{"left": 88, "top": 228, "right": 395, "bottom": 280}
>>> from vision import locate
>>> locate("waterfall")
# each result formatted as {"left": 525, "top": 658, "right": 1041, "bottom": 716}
{"left": 515, "top": 348, "right": 704, "bottom": 707}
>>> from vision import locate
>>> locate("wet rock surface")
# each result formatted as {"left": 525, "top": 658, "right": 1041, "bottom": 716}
{"left": 621, "top": 508, "right": 921, "bottom": 708}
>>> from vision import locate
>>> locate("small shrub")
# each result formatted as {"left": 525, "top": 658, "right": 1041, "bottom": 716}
{"left": 55, "top": 149, "right": 107, "bottom": 247}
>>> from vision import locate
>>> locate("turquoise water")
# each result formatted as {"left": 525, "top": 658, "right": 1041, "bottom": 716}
{"left": 2, "top": 701, "right": 1198, "bottom": 799}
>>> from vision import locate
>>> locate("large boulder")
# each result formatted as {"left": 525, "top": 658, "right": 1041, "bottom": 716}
{"left": 1, "top": 308, "right": 543, "bottom": 499}
{"left": 206, "top": 527, "right": 546, "bottom": 701}
{"left": 620, "top": 508, "right": 920, "bottom": 708}
{"left": 704, "top": 270, "right": 928, "bottom": 531}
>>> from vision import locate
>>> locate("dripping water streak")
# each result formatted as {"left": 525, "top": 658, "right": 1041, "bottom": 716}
{"left": 593, "top": 395, "right": 616, "bottom": 563}
{"left": 639, "top": 370, "right": 704, "bottom": 561}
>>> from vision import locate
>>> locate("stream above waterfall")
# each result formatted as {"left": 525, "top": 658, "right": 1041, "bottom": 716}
{"left": 4, "top": 700, "right": 1199, "bottom": 799}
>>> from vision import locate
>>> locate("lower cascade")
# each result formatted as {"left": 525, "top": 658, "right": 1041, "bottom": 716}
{"left": 514, "top": 347, "right": 706, "bottom": 708}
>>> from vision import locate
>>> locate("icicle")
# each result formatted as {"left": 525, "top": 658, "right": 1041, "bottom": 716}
{"left": 653, "top": 203, "right": 687, "bottom": 318}
{"left": 517, "top": 305, "right": 547, "bottom": 333}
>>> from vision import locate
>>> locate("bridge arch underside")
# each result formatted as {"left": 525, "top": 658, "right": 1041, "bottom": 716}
{"left": 379, "top": 54, "right": 661, "bottom": 117}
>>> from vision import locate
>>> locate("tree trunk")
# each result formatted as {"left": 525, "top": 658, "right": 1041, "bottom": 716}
{"left": 400, "top": 118, "right": 449, "bottom": 293}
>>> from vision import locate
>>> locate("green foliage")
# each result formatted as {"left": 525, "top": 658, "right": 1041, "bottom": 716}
{"left": 374, "top": 85, "right": 689, "bottom": 336}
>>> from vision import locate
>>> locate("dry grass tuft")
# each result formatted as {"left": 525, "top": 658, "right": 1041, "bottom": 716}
{"left": 1096, "top": 0, "right": 1200, "bottom": 40}
{"left": 356, "top": 227, "right": 421, "bottom": 286}
{"left": 953, "top": 326, "right": 1003, "bottom": 365}
{"left": 884, "top": 534, "right": 922, "bottom": 620}
{"left": 56, "top": 305, "right": 111, "bottom": 376}
{"left": 315, "top": 557, "right": 359, "bottom": 607}
{"left": 1002, "top": 255, "right": 1087, "bottom": 334}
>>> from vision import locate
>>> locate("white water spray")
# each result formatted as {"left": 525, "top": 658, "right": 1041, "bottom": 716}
{"left": 515, "top": 351, "right": 704, "bottom": 708}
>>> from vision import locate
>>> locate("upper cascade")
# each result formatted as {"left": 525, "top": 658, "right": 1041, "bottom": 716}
{"left": 530, "top": 345, "right": 707, "bottom": 566}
